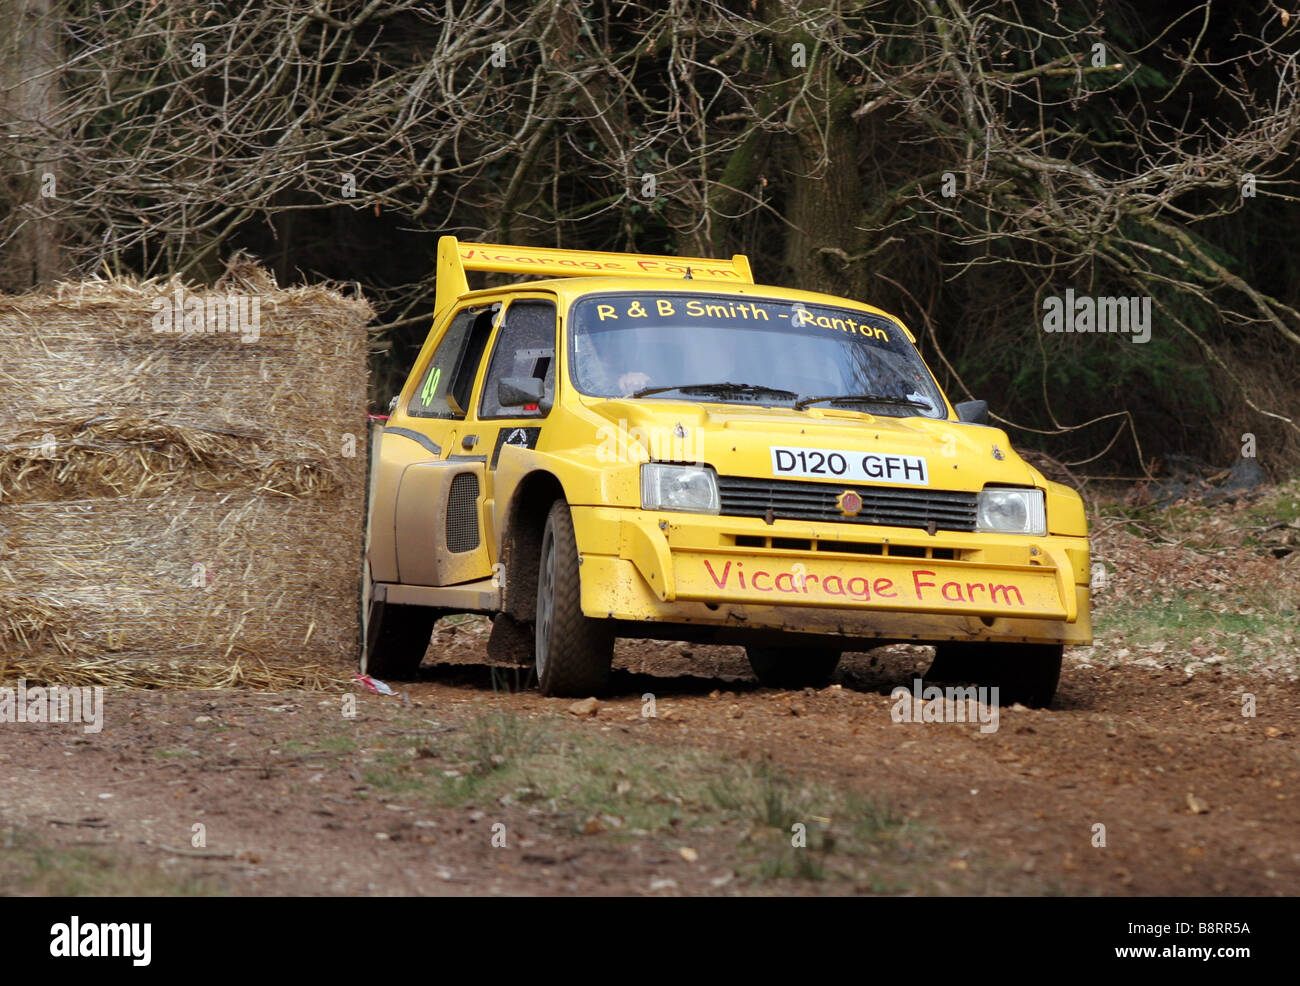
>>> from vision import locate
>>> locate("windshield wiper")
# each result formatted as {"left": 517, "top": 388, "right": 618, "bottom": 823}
{"left": 794, "top": 393, "right": 933, "bottom": 411}
{"left": 630, "top": 382, "right": 799, "bottom": 401}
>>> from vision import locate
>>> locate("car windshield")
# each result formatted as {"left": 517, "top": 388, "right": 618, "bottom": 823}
{"left": 568, "top": 292, "right": 946, "bottom": 417}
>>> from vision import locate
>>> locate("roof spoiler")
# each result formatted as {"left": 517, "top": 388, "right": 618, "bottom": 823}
{"left": 434, "top": 236, "right": 754, "bottom": 316}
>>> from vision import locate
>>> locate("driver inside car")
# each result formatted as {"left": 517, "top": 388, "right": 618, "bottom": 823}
{"left": 574, "top": 331, "right": 653, "bottom": 397}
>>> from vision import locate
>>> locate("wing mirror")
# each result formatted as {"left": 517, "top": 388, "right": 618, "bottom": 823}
{"left": 954, "top": 399, "right": 989, "bottom": 425}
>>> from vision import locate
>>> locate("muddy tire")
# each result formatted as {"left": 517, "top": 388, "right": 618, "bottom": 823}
{"left": 534, "top": 500, "right": 614, "bottom": 697}
{"left": 926, "top": 642, "right": 1063, "bottom": 708}
{"left": 745, "top": 646, "right": 840, "bottom": 689}
{"left": 362, "top": 597, "right": 438, "bottom": 681}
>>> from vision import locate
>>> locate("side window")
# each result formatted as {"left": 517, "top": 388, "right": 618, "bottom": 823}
{"left": 478, "top": 300, "right": 557, "bottom": 419}
{"left": 408, "top": 304, "right": 498, "bottom": 418}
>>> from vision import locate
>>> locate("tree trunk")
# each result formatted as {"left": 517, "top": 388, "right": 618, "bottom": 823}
{"left": 0, "top": 0, "right": 64, "bottom": 290}
{"left": 781, "top": 96, "right": 867, "bottom": 299}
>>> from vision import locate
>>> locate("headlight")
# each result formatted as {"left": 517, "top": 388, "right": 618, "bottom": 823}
{"left": 641, "top": 463, "right": 720, "bottom": 514}
{"left": 976, "top": 487, "right": 1046, "bottom": 536}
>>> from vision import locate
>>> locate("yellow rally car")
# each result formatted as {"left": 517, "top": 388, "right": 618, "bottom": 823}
{"left": 363, "top": 238, "right": 1091, "bottom": 706}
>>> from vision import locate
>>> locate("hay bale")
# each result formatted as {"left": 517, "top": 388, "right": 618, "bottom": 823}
{"left": 0, "top": 268, "right": 371, "bottom": 687}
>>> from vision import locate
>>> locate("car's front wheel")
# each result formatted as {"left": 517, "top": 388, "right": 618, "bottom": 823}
{"left": 534, "top": 500, "right": 614, "bottom": 697}
{"left": 926, "top": 642, "right": 1063, "bottom": 708}
{"left": 745, "top": 645, "right": 841, "bottom": 689}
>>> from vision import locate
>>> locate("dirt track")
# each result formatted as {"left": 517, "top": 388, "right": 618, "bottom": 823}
{"left": 2, "top": 624, "right": 1297, "bottom": 896}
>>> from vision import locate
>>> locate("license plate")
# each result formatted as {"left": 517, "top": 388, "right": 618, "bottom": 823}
{"left": 770, "top": 446, "right": 930, "bottom": 486}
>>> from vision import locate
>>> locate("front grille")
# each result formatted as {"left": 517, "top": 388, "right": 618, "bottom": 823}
{"left": 445, "top": 472, "right": 481, "bottom": 552}
{"left": 734, "top": 533, "right": 962, "bottom": 559}
{"left": 717, "top": 476, "right": 977, "bottom": 532}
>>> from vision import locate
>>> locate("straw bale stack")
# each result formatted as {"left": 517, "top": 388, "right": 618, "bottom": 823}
{"left": 0, "top": 262, "right": 371, "bottom": 687}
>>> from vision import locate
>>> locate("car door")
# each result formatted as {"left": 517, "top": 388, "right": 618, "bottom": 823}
{"left": 459, "top": 295, "right": 558, "bottom": 555}
{"left": 372, "top": 298, "right": 503, "bottom": 587}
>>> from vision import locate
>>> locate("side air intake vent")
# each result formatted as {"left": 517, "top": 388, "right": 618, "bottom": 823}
{"left": 445, "top": 473, "right": 480, "bottom": 552}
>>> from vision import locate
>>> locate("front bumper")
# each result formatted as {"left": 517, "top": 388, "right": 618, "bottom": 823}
{"left": 572, "top": 505, "right": 1092, "bottom": 645}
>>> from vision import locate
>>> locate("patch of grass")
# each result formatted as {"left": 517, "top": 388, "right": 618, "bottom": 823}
{"left": 1243, "top": 483, "right": 1300, "bottom": 526}
{"left": 1095, "top": 479, "right": 1300, "bottom": 551}
{"left": 362, "top": 709, "right": 939, "bottom": 888}
{"left": 1096, "top": 590, "right": 1295, "bottom": 656}
{"left": 708, "top": 761, "right": 799, "bottom": 827}
{"left": 463, "top": 711, "right": 545, "bottom": 776}
{"left": 507, "top": 739, "right": 705, "bottom": 834}
{"left": 360, "top": 745, "right": 428, "bottom": 792}
{"left": 154, "top": 747, "right": 199, "bottom": 759}
{"left": 314, "top": 733, "right": 359, "bottom": 754}
{"left": 0, "top": 828, "right": 219, "bottom": 896}
{"left": 1095, "top": 501, "right": 1196, "bottom": 540}
{"left": 707, "top": 760, "right": 917, "bottom": 883}
{"left": 425, "top": 717, "right": 701, "bottom": 834}
{"left": 760, "top": 842, "right": 828, "bottom": 881}
{"left": 362, "top": 766, "right": 428, "bottom": 793}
